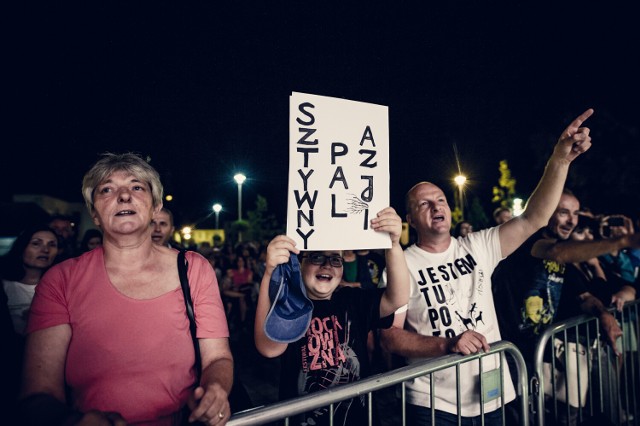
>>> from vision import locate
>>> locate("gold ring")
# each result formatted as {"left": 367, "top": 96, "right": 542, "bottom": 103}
{"left": 218, "top": 412, "right": 225, "bottom": 419}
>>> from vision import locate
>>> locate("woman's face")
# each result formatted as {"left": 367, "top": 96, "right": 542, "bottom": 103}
{"left": 91, "top": 170, "right": 159, "bottom": 237}
{"left": 571, "top": 227, "right": 594, "bottom": 242}
{"left": 23, "top": 231, "right": 58, "bottom": 270}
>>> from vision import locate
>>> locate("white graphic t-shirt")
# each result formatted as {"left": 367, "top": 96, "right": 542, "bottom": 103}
{"left": 3, "top": 279, "right": 36, "bottom": 335}
{"left": 384, "top": 227, "right": 516, "bottom": 416}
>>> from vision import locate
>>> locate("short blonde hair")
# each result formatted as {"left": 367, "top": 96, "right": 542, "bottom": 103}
{"left": 82, "top": 152, "right": 163, "bottom": 213}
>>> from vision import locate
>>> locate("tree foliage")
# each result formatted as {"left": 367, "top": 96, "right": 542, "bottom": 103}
{"left": 468, "top": 196, "right": 489, "bottom": 229}
{"left": 451, "top": 206, "right": 463, "bottom": 228}
{"left": 244, "top": 195, "right": 284, "bottom": 243}
{"left": 492, "top": 160, "right": 517, "bottom": 209}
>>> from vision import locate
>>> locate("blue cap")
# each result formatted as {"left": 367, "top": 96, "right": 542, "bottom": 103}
{"left": 264, "top": 253, "right": 313, "bottom": 343}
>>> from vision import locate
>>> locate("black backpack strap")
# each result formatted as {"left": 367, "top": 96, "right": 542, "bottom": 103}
{"left": 177, "top": 249, "right": 202, "bottom": 380}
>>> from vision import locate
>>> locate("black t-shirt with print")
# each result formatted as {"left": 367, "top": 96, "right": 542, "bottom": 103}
{"left": 492, "top": 228, "right": 587, "bottom": 363}
{"left": 278, "top": 286, "right": 393, "bottom": 426}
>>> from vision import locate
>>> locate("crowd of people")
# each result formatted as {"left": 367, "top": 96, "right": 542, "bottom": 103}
{"left": 1, "top": 108, "right": 639, "bottom": 425}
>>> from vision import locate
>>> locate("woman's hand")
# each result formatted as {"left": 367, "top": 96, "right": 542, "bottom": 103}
{"left": 187, "top": 383, "right": 230, "bottom": 425}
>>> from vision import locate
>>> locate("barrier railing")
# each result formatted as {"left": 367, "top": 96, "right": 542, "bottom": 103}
{"left": 531, "top": 299, "right": 639, "bottom": 426}
{"left": 228, "top": 340, "right": 529, "bottom": 426}
{"left": 617, "top": 299, "right": 640, "bottom": 426}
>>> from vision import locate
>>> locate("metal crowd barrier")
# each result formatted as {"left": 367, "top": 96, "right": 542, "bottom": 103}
{"left": 228, "top": 340, "right": 529, "bottom": 426}
{"left": 531, "top": 299, "right": 639, "bottom": 426}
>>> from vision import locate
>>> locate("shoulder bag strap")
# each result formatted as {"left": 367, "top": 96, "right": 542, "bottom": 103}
{"left": 177, "top": 249, "right": 202, "bottom": 380}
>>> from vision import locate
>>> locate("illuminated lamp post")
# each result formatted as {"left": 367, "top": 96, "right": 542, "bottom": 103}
{"left": 233, "top": 173, "right": 246, "bottom": 242}
{"left": 212, "top": 203, "right": 222, "bottom": 229}
{"left": 454, "top": 174, "right": 467, "bottom": 220}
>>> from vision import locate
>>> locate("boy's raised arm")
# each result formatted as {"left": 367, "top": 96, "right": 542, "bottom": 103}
{"left": 254, "top": 235, "right": 299, "bottom": 358}
{"left": 373, "top": 207, "right": 410, "bottom": 318}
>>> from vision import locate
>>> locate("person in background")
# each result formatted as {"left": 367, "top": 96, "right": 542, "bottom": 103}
{"left": 357, "top": 248, "right": 389, "bottom": 370}
{"left": 627, "top": 216, "right": 640, "bottom": 277}
{"left": 199, "top": 241, "right": 214, "bottom": 258}
{"left": 19, "top": 152, "right": 232, "bottom": 425}
{"left": 493, "top": 190, "right": 636, "bottom": 425}
{"left": 492, "top": 189, "right": 626, "bottom": 364}
{"left": 358, "top": 249, "right": 386, "bottom": 286}
{"left": 452, "top": 220, "right": 473, "bottom": 238}
{"left": 207, "top": 251, "right": 224, "bottom": 285}
{"left": 151, "top": 206, "right": 178, "bottom": 248}
{"left": 222, "top": 256, "right": 254, "bottom": 330}
{"left": 493, "top": 206, "right": 513, "bottom": 225}
{"left": 48, "top": 214, "right": 77, "bottom": 262}
{"left": 1, "top": 225, "right": 60, "bottom": 336}
{"left": 567, "top": 211, "right": 639, "bottom": 426}
{"left": 252, "top": 247, "right": 267, "bottom": 282}
{"left": 380, "top": 109, "right": 594, "bottom": 425}
{"left": 0, "top": 224, "right": 59, "bottom": 421}
{"left": 568, "top": 212, "right": 637, "bottom": 309}
{"left": 595, "top": 214, "right": 638, "bottom": 300}
{"left": 78, "top": 228, "right": 103, "bottom": 254}
{"left": 340, "top": 249, "right": 375, "bottom": 289}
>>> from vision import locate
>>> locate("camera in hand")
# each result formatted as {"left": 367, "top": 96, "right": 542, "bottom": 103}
{"left": 577, "top": 214, "right": 599, "bottom": 230}
{"left": 601, "top": 216, "right": 625, "bottom": 238}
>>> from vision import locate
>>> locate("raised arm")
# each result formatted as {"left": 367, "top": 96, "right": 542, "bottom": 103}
{"left": 531, "top": 233, "right": 640, "bottom": 264}
{"left": 371, "top": 207, "right": 410, "bottom": 318}
{"left": 499, "top": 109, "right": 594, "bottom": 257}
{"left": 253, "top": 235, "right": 299, "bottom": 358}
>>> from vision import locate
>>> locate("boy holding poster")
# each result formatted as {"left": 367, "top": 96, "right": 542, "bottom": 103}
{"left": 254, "top": 206, "right": 409, "bottom": 425}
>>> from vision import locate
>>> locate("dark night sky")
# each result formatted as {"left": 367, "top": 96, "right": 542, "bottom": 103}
{"left": 3, "top": 3, "right": 639, "bottom": 229}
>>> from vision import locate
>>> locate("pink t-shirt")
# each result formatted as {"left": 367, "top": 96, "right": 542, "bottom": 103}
{"left": 27, "top": 248, "right": 229, "bottom": 425}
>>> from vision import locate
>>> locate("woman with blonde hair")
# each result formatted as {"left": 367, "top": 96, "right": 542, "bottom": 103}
{"left": 19, "top": 153, "right": 233, "bottom": 425}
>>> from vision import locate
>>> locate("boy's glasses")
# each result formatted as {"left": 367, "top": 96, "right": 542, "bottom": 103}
{"left": 302, "top": 253, "right": 344, "bottom": 268}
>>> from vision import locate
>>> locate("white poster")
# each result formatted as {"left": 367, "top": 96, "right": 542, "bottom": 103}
{"left": 287, "top": 92, "right": 390, "bottom": 251}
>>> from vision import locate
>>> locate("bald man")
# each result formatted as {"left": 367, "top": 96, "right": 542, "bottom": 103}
{"left": 379, "top": 109, "right": 594, "bottom": 424}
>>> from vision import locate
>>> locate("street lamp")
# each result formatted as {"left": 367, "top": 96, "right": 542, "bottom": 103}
{"left": 234, "top": 173, "right": 246, "bottom": 242}
{"left": 454, "top": 174, "right": 467, "bottom": 220}
{"left": 233, "top": 173, "right": 246, "bottom": 220}
{"left": 181, "top": 226, "right": 192, "bottom": 245}
{"left": 212, "top": 203, "right": 222, "bottom": 229}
